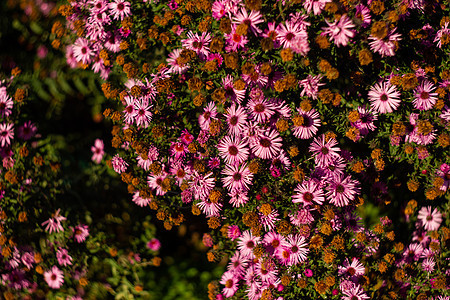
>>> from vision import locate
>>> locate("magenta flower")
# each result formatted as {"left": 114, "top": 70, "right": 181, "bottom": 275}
{"left": 147, "top": 238, "right": 161, "bottom": 251}
{"left": 368, "top": 81, "right": 401, "bottom": 114}
{"left": 108, "top": 0, "right": 131, "bottom": 21}
{"left": 217, "top": 135, "right": 249, "bottom": 166}
{"left": 73, "top": 224, "right": 89, "bottom": 243}
{"left": 111, "top": 154, "right": 128, "bottom": 174}
{"left": 221, "top": 163, "right": 253, "bottom": 192}
{"left": 250, "top": 129, "right": 283, "bottom": 160}
{"left": 220, "top": 270, "right": 239, "bottom": 298}
{"left": 91, "top": 139, "right": 104, "bottom": 164}
{"left": 309, "top": 134, "right": 340, "bottom": 168}
{"left": 322, "top": 14, "right": 355, "bottom": 47}
{"left": 0, "top": 123, "right": 14, "bottom": 147}
{"left": 417, "top": 206, "right": 442, "bottom": 231}
{"left": 42, "top": 209, "right": 66, "bottom": 233}
{"left": 0, "top": 88, "right": 13, "bottom": 118}
{"left": 227, "top": 225, "right": 241, "bottom": 241}
{"left": 338, "top": 257, "right": 365, "bottom": 277}
{"left": 326, "top": 175, "right": 360, "bottom": 207}
{"left": 73, "top": 37, "right": 93, "bottom": 65}
{"left": 56, "top": 248, "right": 73, "bottom": 267}
{"left": 292, "top": 108, "right": 321, "bottom": 139}
{"left": 413, "top": 80, "right": 438, "bottom": 111}
{"left": 292, "top": 179, "right": 325, "bottom": 206}
{"left": 44, "top": 266, "right": 64, "bottom": 289}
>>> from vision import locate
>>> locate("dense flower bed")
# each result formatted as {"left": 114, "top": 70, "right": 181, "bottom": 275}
{"left": 1, "top": 0, "right": 449, "bottom": 298}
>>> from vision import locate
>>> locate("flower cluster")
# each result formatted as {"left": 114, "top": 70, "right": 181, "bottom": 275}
{"left": 59, "top": 0, "right": 449, "bottom": 299}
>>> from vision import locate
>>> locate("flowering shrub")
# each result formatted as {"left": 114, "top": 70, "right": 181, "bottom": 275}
{"left": 14, "top": 0, "right": 450, "bottom": 298}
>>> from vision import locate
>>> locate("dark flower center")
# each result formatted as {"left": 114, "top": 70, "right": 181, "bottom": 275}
{"left": 228, "top": 145, "right": 238, "bottom": 156}
{"left": 260, "top": 138, "right": 271, "bottom": 148}
{"left": 347, "top": 267, "right": 356, "bottom": 276}
{"left": 118, "top": 3, "right": 125, "bottom": 10}
{"left": 229, "top": 116, "right": 238, "bottom": 126}
{"left": 225, "top": 279, "right": 233, "bottom": 288}
{"left": 336, "top": 184, "right": 345, "bottom": 193}
{"left": 303, "top": 192, "right": 314, "bottom": 202}
{"left": 247, "top": 241, "right": 254, "bottom": 248}
{"left": 380, "top": 94, "right": 388, "bottom": 101}
{"left": 286, "top": 32, "right": 295, "bottom": 41}
{"left": 254, "top": 103, "right": 265, "bottom": 113}
{"left": 233, "top": 173, "right": 242, "bottom": 181}
{"left": 420, "top": 91, "right": 429, "bottom": 99}
{"left": 320, "top": 147, "right": 329, "bottom": 155}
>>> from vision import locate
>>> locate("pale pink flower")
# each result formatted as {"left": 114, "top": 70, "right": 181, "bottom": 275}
{"left": 417, "top": 206, "right": 442, "bottom": 231}
{"left": 44, "top": 266, "right": 64, "bottom": 289}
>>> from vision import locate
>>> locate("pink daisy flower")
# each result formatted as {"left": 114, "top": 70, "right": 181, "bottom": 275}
{"left": 413, "top": 80, "right": 438, "bottom": 111}
{"left": 0, "top": 123, "right": 14, "bottom": 147}
{"left": 233, "top": 8, "right": 264, "bottom": 36}
{"left": 56, "top": 248, "right": 73, "bottom": 267}
{"left": 91, "top": 139, "right": 104, "bottom": 164}
{"left": 108, "top": 0, "right": 131, "bottom": 21}
{"left": 147, "top": 171, "right": 169, "bottom": 196}
{"left": 417, "top": 206, "right": 442, "bottom": 231}
{"left": 299, "top": 74, "right": 324, "bottom": 99}
{"left": 322, "top": 14, "right": 355, "bottom": 47}
{"left": 73, "top": 37, "right": 93, "bottom": 65}
{"left": 289, "top": 208, "right": 314, "bottom": 226}
{"left": 247, "top": 95, "right": 274, "bottom": 124}
{"left": 274, "top": 246, "right": 292, "bottom": 266}
{"left": 227, "top": 225, "right": 241, "bottom": 241}
{"left": 368, "top": 81, "right": 401, "bottom": 114}
{"left": 352, "top": 106, "right": 377, "bottom": 135}
{"left": 250, "top": 129, "right": 283, "bottom": 160}
{"left": 303, "top": 0, "right": 330, "bottom": 15}
{"left": 0, "top": 89, "right": 13, "bottom": 118}
{"left": 225, "top": 25, "right": 249, "bottom": 52}
{"left": 422, "top": 257, "right": 436, "bottom": 272}
{"left": 223, "top": 75, "right": 246, "bottom": 104}
{"left": 132, "top": 191, "right": 151, "bottom": 207}
{"left": 342, "top": 284, "right": 369, "bottom": 300}
{"left": 197, "top": 198, "right": 223, "bottom": 217}
{"left": 73, "top": 224, "right": 89, "bottom": 243}
{"left": 225, "top": 104, "right": 248, "bottom": 136}
{"left": 259, "top": 209, "right": 280, "bottom": 231}
{"left": 198, "top": 102, "right": 218, "bottom": 131}
{"left": 189, "top": 171, "right": 215, "bottom": 201}
{"left": 220, "top": 270, "right": 240, "bottom": 298}
{"left": 309, "top": 134, "right": 340, "bottom": 168}
{"left": 368, "top": 28, "right": 402, "bottom": 57}
{"left": 42, "top": 209, "right": 66, "bottom": 233}
{"left": 326, "top": 174, "right": 360, "bottom": 207}
{"left": 263, "top": 231, "right": 288, "bottom": 253}
{"left": 111, "top": 154, "right": 128, "bottom": 174}
{"left": 211, "top": 0, "right": 226, "bottom": 20}
{"left": 122, "top": 95, "right": 137, "bottom": 124}
{"left": 355, "top": 4, "right": 371, "bottom": 28}
{"left": 434, "top": 22, "right": 450, "bottom": 48}
{"left": 44, "top": 266, "right": 64, "bottom": 289}
{"left": 338, "top": 257, "right": 365, "bottom": 277}
{"left": 276, "top": 20, "right": 306, "bottom": 49}
{"left": 229, "top": 189, "right": 249, "bottom": 207}
{"left": 238, "top": 230, "right": 260, "bottom": 259}
{"left": 255, "top": 259, "right": 278, "bottom": 284}
{"left": 182, "top": 31, "right": 211, "bottom": 59}
{"left": 292, "top": 179, "right": 325, "bottom": 206}
{"left": 217, "top": 135, "right": 249, "bottom": 165}
{"left": 167, "top": 48, "right": 189, "bottom": 74}
{"left": 17, "top": 121, "right": 37, "bottom": 140}
{"left": 222, "top": 163, "right": 253, "bottom": 192}
{"left": 292, "top": 108, "right": 321, "bottom": 139}
{"left": 286, "top": 234, "right": 309, "bottom": 265}
{"left": 133, "top": 98, "right": 152, "bottom": 128}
